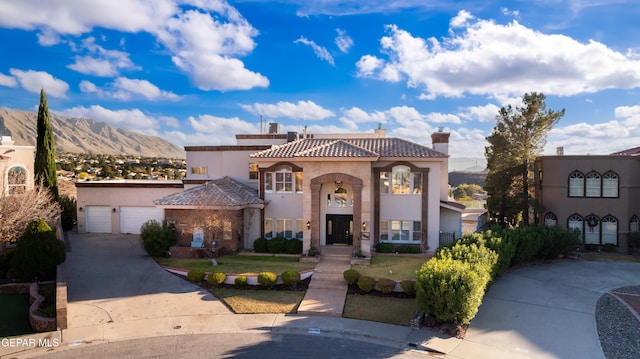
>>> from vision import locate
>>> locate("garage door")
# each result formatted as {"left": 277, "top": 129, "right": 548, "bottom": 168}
{"left": 86, "top": 206, "right": 112, "bottom": 233}
{"left": 119, "top": 207, "right": 164, "bottom": 234}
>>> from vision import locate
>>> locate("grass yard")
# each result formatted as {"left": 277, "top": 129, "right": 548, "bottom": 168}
{"left": 211, "top": 288, "right": 305, "bottom": 314}
{"left": 155, "top": 255, "right": 316, "bottom": 274}
{"left": 0, "top": 294, "right": 35, "bottom": 338}
{"left": 343, "top": 295, "right": 419, "bottom": 327}
{"left": 579, "top": 252, "right": 640, "bottom": 263}
{"left": 352, "top": 255, "right": 430, "bottom": 281}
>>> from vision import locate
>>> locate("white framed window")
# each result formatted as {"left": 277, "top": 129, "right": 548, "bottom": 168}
{"left": 586, "top": 171, "right": 601, "bottom": 197}
{"left": 379, "top": 220, "right": 389, "bottom": 241}
{"left": 413, "top": 172, "right": 422, "bottom": 194}
{"left": 276, "top": 218, "right": 293, "bottom": 238}
{"left": 223, "top": 221, "right": 232, "bottom": 240}
{"left": 249, "top": 163, "right": 259, "bottom": 180}
{"left": 568, "top": 214, "right": 583, "bottom": 238}
{"left": 380, "top": 220, "right": 421, "bottom": 243}
{"left": 191, "top": 166, "right": 206, "bottom": 175}
{"left": 569, "top": 171, "right": 584, "bottom": 197}
{"left": 544, "top": 213, "right": 557, "bottom": 227}
{"left": 584, "top": 215, "right": 600, "bottom": 244}
{"left": 380, "top": 172, "right": 390, "bottom": 194}
{"left": 7, "top": 166, "right": 27, "bottom": 195}
{"left": 630, "top": 215, "right": 639, "bottom": 233}
{"left": 295, "top": 219, "right": 304, "bottom": 239}
{"left": 412, "top": 221, "right": 422, "bottom": 242}
{"left": 601, "top": 216, "right": 617, "bottom": 245}
{"left": 275, "top": 166, "right": 293, "bottom": 193}
{"left": 380, "top": 166, "right": 423, "bottom": 195}
{"left": 295, "top": 172, "right": 303, "bottom": 193}
{"left": 264, "top": 172, "right": 273, "bottom": 193}
{"left": 264, "top": 218, "right": 273, "bottom": 238}
{"left": 602, "top": 172, "right": 618, "bottom": 198}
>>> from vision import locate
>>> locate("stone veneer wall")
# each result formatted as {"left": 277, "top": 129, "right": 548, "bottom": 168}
{"left": 29, "top": 281, "right": 57, "bottom": 332}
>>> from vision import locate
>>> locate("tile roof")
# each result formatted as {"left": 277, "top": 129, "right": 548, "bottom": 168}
{"left": 154, "top": 176, "right": 263, "bottom": 208}
{"left": 250, "top": 137, "right": 446, "bottom": 159}
{"left": 611, "top": 146, "right": 640, "bottom": 156}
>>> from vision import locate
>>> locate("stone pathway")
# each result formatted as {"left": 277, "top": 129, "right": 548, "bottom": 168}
{"left": 297, "top": 246, "right": 351, "bottom": 316}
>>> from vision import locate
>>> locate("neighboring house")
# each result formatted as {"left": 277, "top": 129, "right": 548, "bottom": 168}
{"left": 533, "top": 148, "right": 640, "bottom": 251}
{"left": 0, "top": 135, "right": 34, "bottom": 195}
{"left": 76, "top": 127, "right": 463, "bottom": 255}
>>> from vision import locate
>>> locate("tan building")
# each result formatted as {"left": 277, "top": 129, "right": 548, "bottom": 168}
{"left": 533, "top": 149, "right": 640, "bottom": 250}
{"left": 0, "top": 136, "right": 34, "bottom": 195}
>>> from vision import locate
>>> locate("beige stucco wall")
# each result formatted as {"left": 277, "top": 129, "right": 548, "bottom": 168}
{"left": 76, "top": 183, "right": 183, "bottom": 234}
{"left": 0, "top": 144, "right": 35, "bottom": 193}
{"left": 185, "top": 150, "right": 261, "bottom": 188}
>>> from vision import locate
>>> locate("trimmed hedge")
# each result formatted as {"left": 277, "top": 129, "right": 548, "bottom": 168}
{"left": 235, "top": 275, "right": 247, "bottom": 288}
{"left": 375, "top": 242, "right": 393, "bottom": 253}
{"left": 187, "top": 269, "right": 205, "bottom": 282}
{"left": 343, "top": 269, "right": 360, "bottom": 285}
{"left": 207, "top": 271, "right": 226, "bottom": 285}
{"left": 258, "top": 271, "right": 278, "bottom": 287}
{"left": 253, "top": 238, "right": 269, "bottom": 253}
{"left": 267, "top": 237, "right": 286, "bottom": 254}
{"left": 400, "top": 280, "right": 416, "bottom": 296}
{"left": 377, "top": 278, "right": 396, "bottom": 294}
{"left": 281, "top": 270, "right": 301, "bottom": 286}
{"left": 357, "top": 275, "right": 375, "bottom": 292}
{"left": 140, "top": 219, "right": 176, "bottom": 257}
{"left": 11, "top": 218, "right": 66, "bottom": 281}
{"left": 285, "top": 239, "right": 303, "bottom": 254}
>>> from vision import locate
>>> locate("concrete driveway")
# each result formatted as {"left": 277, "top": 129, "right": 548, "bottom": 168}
{"left": 64, "top": 232, "right": 230, "bottom": 328}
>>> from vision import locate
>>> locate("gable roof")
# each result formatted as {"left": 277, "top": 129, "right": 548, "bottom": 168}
{"left": 611, "top": 146, "right": 640, "bottom": 156}
{"left": 249, "top": 137, "right": 446, "bottom": 159}
{"left": 154, "top": 176, "right": 263, "bottom": 209}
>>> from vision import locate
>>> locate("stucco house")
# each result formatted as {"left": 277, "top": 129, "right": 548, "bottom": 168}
{"left": 1, "top": 135, "right": 34, "bottom": 195}
{"left": 533, "top": 146, "right": 640, "bottom": 251}
{"left": 76, "top": 127, "right": 463, "bottom": 255}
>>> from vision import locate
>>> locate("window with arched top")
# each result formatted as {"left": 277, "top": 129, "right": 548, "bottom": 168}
{"left": 275, "top": 166, "right": 293, "bottom": 193}
{"left": 584, "top": 214, "right": 600, "bottom": 244}
{"left": 585, "top": 171, "right": 601, "bottom": 197}
{"left": 7, "top": 166, "right": 27, "bottom": 195}
{"left": 391, "top": 165, "right": 411, "bottom": 194}
{"left": 602, "top": 171, "right": 618, "bottom": 198}
{"left": 630, "top": 215, "right": 639, "bottom": 233}
{"left": 568, "top": 214, "right": 583, "bottom": 239}
{"left": 601, "top": 215, "right": 618, "bottom": 245}
{"left": 568, "top": 171, "right": 584, "bottom": 197}
{"left": 544, "top": 212, "right": 557, "bottom": 227}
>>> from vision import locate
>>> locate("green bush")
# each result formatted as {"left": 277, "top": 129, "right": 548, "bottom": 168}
{"left": 207, "top": 271, "right": 226, "bottom": 285}
{"left": 235, "top": 275, "right": 247, "bottom": 288}
{"left": 258, "top": 271, "right": 278, "bottom": 287}
{"left": 267, "top": 237, "right": 286, "bottom": 254}
{"left": 58, "top": 195, "right": 77, "bottom": 231}
{"left": 416, "top": 257, "right": 490, "bottom": 325}
{"left": 140, "top": 220, "right": 176, "bottom": 257}
{"left": 11, "top": 218, "right": 66, "bottom": 281}
{"left": 0, "top": 251, "right": 13, "bottom": 279}
{"left": 377, "top": 278, "right": 396, "bottom": 294}
{"left": 395, "top": 245, "right": 422, "bottom": 254}
{"left": 602, "top": 243, "right": 617, "bottom": 252}
{"left": 187, "top": 269, "right": 205, "bottom": 282}
{"left": 510, "top": 226, "right": 545, "bottom": 265}
{"left": 357, "top": 275, "right": 375, "bottom": 292}
{"left": 437, "top": 242, "right": 498, "bottom": 280}
{"left": 343, "top": 269, "right": 360, "bottom": 285}
{"left": 281, "top": 271, "right": 301, "bottom": 286}
{"left": 253, "top": 238, "right": 269, "bottom": 253}
{"left": 584, "top": 243, "right": 598, "bottom": 251}
{"left": 400, "top": 280, "right": 416, "bottom": 296}
{"left": 538, "top": 226, "right": 581, "bottom": 259}
{"left": 285, "top": 239, "right": 303, "bottom": 254}
{"left": 375, "top": 242, "right": 393, "bottom": 253}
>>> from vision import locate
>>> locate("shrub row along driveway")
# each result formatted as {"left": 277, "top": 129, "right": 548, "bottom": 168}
{"left": 64, "top": 233, "right": 230, "bottom": 327}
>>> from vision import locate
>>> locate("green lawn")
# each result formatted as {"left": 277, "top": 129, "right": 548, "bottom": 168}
{"left": 343, "top": 295, "right": 418, "bottom": 326}
{"left": 0, "top": 294, "right": 35, "bottom": 338}
{"left": 155, "top": 255, "right": 316, "bottom": 274}
{"left": 211, "top": 288, "right": 304, "bottom": 314}
{"left": 352, "top": 255, "right": 430, "bottom": 281}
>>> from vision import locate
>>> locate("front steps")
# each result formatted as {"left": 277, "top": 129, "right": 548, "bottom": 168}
{"left": 297, "top": 246, "right": 352, "bottom": 316}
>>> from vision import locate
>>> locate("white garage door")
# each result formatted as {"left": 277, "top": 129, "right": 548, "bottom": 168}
{"left": 86, "top": 206, "right": 112, "bottom": 233}
{"left": 120, "top": 207, "right": 164, "bottom": 234}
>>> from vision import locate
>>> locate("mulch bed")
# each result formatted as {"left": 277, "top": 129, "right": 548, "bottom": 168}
{"left": 169, "top": 271, "right": 311, "bottom": 292}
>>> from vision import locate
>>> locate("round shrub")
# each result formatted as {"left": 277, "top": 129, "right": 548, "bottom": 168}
{"left": 400, "top": 280, "right": 416, "bottom": 296}
{"left": 285, "top": 239, "right": 303, "bottom": 254}
{"left": 187, "top": 269, "right": 205, "bottom": 282}
{"left": 267, "top": 237, "right": 286, "bottom": 254}
{"left": 258, "top": 271, "right": 278, "bottom": 287}
{"left": 207, "top": 271, "right": 226, "bottom": 285}
{"left": 281, "top": 270, "right": 301, "bottom": 286}
{"left": 234, "top": 275, "right": 247, "bottom": 288}
{"left": 253, "top": 238, "right": 269, "bottom": 253}
{"left": 343, "top": 269, "right": 360, "bottom": 285}
{"left": 357, "top": 275, "right": 375, "bottom": 293}
{"left": 375, "top": 242, "right": 393, "bottom": 253}
{"left": 140, "top": 220, "right": 176, "bottom": 257}
{"left": 377, "top": 278, "right": 396, "bottom": 294}
{"left": 11, "top": 218, "right": 66, "bottom": 281}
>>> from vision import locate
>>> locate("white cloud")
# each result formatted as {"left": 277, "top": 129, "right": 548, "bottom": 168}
{"left": 112, "top": 77, "right": 179, "bottom": 101}
{"left": 160, "top": 116, "right": 180, "bottom": 129}
{"left": 9, "top": 69, "right": 69, "bottom": 98}
{"left": 56, "top": 105, "right": 159, "bottom": 134}
{"left": 426, "top": 112, "right": 462, "bottom": 124}
{"left": 67, "top": 37, "right": 138, "bottom": 77}
{"left": 0, "top": 1, "right": 268, "bottom": 91}
{"left": 0, "top": 72, "right": 18, "bottom": 87}
{"left": 294, "top": 36, "right": 335, "bottom": 65}
{"left": 339, "top": 107, "right": 386, "bottom": 130}
{"left": 242, "top": 100, "right": 335, "bottom": 120}
{"left": 79, "top": 80, "right": 98, "bottom": 93}
{"left": 614, "top": 105, "right": 640, "bottom": 118}
{"left": 357, "top": 11, "right": 640, "bottom": 99}
{"left": 459, "top": 103, "right": 501, "bottom": 122}
{"left": 450, "top": 10, "right": 474, "bottom": 28}
{"left": 335, "top": 28, "right": 353, "bottom": 53}
{"left": 501, "top": 8, "right": 520, "bottom": 18}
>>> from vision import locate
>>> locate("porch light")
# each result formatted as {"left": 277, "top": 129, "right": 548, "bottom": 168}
{"left": 78, "top": 207, "right": 83, "bottom": 212}
{"left": 112, "top": 208, "right": 117, "bottom": 213}
{"left": 362, "top": 222, "right": 367, "bottom": 231}
{"left": 306, "top": 221, "right": 311, "bottom": 230}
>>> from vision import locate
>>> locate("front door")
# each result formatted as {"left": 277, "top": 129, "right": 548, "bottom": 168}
{"left": 326, "top": 214, "right": 353, "bottom": 245}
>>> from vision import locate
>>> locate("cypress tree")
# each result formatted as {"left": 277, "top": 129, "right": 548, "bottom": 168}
{"left": 34, "top": 88, "right": 58, "bottom": 199}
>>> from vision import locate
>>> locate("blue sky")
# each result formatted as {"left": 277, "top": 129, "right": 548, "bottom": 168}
{"left": 1, "top": 0, "right": 640, "bottom": 168}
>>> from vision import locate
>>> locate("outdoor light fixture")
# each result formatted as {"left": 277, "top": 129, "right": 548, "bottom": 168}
{"left": 362, "top": 222, "right": 367, "bottom": 231}
{"left": 78, "top": 207, "right": 83, "bottom": 212}
{"left": 112, "top": 208, "right": 117, "bottom": 213}
{"left": 306, "top": 221, "right": 311, "bottom": 230}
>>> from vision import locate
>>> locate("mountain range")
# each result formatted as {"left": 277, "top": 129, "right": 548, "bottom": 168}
{"left": 0, "top": 108, "right": 185, "bottom": 158}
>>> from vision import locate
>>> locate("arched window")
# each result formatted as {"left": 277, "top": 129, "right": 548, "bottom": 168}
{"left": 568, "top": 214, "right": 583, "bottom": 238}
{"left": 585, "top": 171, "right": 601, "bottom": 197}
{"left": 630, "top": 215, "right": 639, "bottom": 233}
{"left": 602, "top": 171, "right": 618, "bottom": 198}
{"left": 584, "top": 214, "right": 600, "bottom": 244}
{"left": 275, "top": 166, "right": 293, "bottom": 193}
{"left": 391, "top": 165, "right": 411, "bottom": 194}
{"left": 568, "top": 171, "right": 584, "bottom": 197}
{"left": 601, "top": 215, "right": 618, "bottom": 245}
{"left": 7, "top": 166, "right": 27, "bottom": 195}
{"left": 544, "top": 212, "right": 557, "bottom": 227}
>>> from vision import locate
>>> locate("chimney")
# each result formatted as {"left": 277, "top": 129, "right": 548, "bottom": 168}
{"left": 556, "top": 147, "right": 564, "bottom": 155}
{"left": 374, "top": 123, "right": 386, "bottom": 138}
{"left": 286, "top": 131, "right": 298, "bottom": 142}
{"left": 268, "top": 122, "right": 281, "bottom": 134}
{"left": 431, "top": 127, "right": 450, "bottom": 155}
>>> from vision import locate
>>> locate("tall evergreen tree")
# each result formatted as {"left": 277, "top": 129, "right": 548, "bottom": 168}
{"left": 485, "top": 92, "right": 564, "bottom": 226}
{"left": 34, "top": 89, "right": 58, "bottom": 199}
